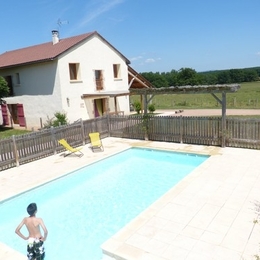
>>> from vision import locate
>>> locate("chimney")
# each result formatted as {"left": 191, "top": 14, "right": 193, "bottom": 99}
{"left": 52, "top": 30, "right": 59, "bottom": 44}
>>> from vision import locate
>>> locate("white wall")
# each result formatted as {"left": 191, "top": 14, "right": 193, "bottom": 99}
{"left": 57, "top": 35, "right": 130, "bottom": 121}
{"left": 1, "top": 61, "right": 63, "bottom": 128}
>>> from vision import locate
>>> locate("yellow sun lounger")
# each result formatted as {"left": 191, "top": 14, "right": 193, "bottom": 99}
{"left": 58, "top": 139, "right": 84, "bottom": 157}
{"left": 89, "top": 132, "right": 104, "bottom": 152}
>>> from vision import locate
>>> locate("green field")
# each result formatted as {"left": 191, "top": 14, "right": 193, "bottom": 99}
{"left": 130, "top": 82, "right": 260, "bottom": 109}
{"left": 0, "top": 127, "right": 30, "bottom": 139}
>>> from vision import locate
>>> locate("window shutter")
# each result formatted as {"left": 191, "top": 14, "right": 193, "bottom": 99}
{"left": 17, "top": 104, "right": 26, "bottom": 127}
{"left": 1, "top": 104, "right": 9, "bottom": 125}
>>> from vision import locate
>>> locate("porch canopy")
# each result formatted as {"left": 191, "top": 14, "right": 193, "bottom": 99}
{"left": 81, "top": 90, "right": 130, "bottom": 115}
{"left": 130, "top": 84, "right": 241, "bottom": 147}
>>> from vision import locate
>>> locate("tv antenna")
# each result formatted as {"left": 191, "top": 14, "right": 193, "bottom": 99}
{"left": 56, "top": 18, "right": 69, "bottom": 37}
{"left": 57, "top": 18, "right": 69, "bottom": 27}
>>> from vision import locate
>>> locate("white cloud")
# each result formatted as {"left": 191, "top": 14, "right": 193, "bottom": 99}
{"left": 130, "top": 56, "right": 143, "bottom": 61}
{"left": 257, "top": 52, "right": 260, "bottom": 56}
{"left": 145, "top": 58, "right": 156, "bottom": 63}
{"left": 145, "top": 57, "right": 162, "bottom": 63}
{"left": 80, "top": 0, "right": 125, "bottom": 26}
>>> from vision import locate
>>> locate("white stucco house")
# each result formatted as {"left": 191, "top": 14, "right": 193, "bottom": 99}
{"left": 0, "top": 30, "right": 152, "bottom": 129}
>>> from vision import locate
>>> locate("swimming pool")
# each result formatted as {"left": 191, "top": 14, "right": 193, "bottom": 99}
{"left": 0, "top": 147, "right": 208, "bottom": 259}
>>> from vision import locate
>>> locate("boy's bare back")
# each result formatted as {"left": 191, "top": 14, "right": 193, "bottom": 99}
{"left": 24, "top": 216, "right": 47, "bottom": 239}
{"left": 15, "top": 203, "right": 48, "bottom": 241}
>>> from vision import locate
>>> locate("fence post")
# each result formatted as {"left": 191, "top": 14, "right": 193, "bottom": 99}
{"left": 80, "top": 119, "right": 85, "bottom": 145}
{"left": 107, "top": 114, "right": 111, "bottom": 137}
{"left": 95, "top": 118, "right": 98, "bottom": 132}
{"left": 141, "top": 114, "right": 149, "bottom": 141}
{"left": 12, "top": 135, "right": 20, "bottom": 167}
{"left": 221, "top": 92, "right": 227, "bottom": 148}
{"left": 51, "top": 126, "right": 57, "bottom": 154}
{"left": 179, "top": 116, "right": 183, "bottom": 143}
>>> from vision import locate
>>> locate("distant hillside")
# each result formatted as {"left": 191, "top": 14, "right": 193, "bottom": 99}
{"left": 199, "top": 66, "right": 260, "bottom": 75}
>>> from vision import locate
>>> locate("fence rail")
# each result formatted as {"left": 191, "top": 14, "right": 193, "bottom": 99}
{"left": 1, "top": 115, "right": 260, "bottom": 171}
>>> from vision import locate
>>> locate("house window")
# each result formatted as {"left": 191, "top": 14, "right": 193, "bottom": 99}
{"left": 69, "top": 63, "right": 80, "bottom": 80}
{"left": 113, "top": 64, "right": 121, "bottom": 79}
{"left": 16, "top": 73, "right": 20, "bottom": 85}
{"left": 95, "top": 70, "right": 104, "bottom": 90}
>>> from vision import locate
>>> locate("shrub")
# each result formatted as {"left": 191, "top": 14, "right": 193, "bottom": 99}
{"left": 43, "top": 112, "right": 69, "bottom": 128}
{"left": 134, "top": 101, "right": 142, "bottom": 114}
{"left": 148, "top": 104, "right": 156, "bottom": 113}
{"left": 52, "top": 112, "right": 68, "bottom": 126}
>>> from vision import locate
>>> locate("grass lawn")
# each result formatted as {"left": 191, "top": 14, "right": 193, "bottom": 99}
{"left": 0, "top": 127, "right": 31, "bottom": 140}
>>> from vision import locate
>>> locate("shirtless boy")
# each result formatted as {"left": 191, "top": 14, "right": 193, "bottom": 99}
{"left": 15, "top": 203, "right": 48, "bottom": 260}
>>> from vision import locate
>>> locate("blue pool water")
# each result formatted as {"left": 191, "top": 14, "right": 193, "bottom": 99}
{"left": 0, "top": 148, "right": 208, "bottom": 259}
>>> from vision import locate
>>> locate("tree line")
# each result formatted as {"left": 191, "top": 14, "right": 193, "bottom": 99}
{"left": 140, "top": 67, "right": 260, "bottom": 88}
{"left": 0, "top": 76, "right": 9, "bottom": 104}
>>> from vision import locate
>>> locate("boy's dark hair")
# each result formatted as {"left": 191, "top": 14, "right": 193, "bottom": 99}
{"left": 27, "top": 203, "right": 37, "bottom": 216}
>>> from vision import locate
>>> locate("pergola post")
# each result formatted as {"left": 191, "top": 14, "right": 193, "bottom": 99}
{"left": 114, "top": 97, "right": 118, "bottom": 114}
{"left": 144, "top": 93, "right": 148, "bottom": 115}
{"left": 211, "top": 92, "right": 227, "bottom": 148}
{"left": 140, "top": 95, "right": 143, "bottom": 114}
{"left": 221, "top": 92, "right": 227, "bottom": 148}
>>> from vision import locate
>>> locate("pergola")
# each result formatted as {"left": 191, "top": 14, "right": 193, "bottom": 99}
{"left": 130, "top": 84, "right": 241, "bottom": 147}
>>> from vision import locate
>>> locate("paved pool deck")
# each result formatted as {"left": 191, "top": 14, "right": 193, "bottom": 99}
{"left": 1, "top": 138, "right": 260, "bottom": 260}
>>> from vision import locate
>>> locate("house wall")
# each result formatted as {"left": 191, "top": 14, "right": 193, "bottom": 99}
{"left": 0, "top": 34, "right": 130, "bottom": 129}
{"left": 57, "top": 35, "right": 130, "bottom": 121}
{"left": 0, "top": 61, "right": 62, "bottom": 128}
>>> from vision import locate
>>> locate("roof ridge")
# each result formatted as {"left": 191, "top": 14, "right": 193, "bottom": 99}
{"left": 0, "top": 31, "right": 97, "bottom": 68}
{"left": 3, "top": 31, "right": 97, "bottom": 54}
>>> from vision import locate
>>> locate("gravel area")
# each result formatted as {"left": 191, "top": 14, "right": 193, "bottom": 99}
{"left": 157, "top": 109, "right": 260, "bottom": 117}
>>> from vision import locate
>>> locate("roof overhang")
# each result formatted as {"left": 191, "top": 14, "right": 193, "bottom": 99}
{"left": 81, "top": 90, "right": 130, "bottom": 99}
{"left": 128, "top": 66, "right": 154, "bottom": 89}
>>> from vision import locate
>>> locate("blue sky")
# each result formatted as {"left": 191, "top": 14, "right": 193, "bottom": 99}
{"left": 1, "top": 0, "right": 260, "bottom": 73}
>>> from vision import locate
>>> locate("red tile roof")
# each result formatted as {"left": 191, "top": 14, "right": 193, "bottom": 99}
{"left": 0, "top": 31, "right": 130, "bottom": 69}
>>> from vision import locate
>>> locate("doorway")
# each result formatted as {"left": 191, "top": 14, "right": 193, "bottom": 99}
{"left": 94, "top": 98, "right": 107, "bottom": 117}
{"left": 1, "top": 104, "right": 25, "bottom": 126}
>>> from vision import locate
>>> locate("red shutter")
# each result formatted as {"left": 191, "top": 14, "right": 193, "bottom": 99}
{"left": 17, "top": 104, "right": 26, "bottom": 127}
{"left": 1, "top": 104, "right": 9, "bottom": 125}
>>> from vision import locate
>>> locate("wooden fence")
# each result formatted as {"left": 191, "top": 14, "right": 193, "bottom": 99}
{"left": 1, "top": 115, "right": 260, "bottom": 171}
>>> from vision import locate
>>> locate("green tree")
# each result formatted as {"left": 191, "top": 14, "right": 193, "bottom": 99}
{"left": 163, "top": 70, "right": 178, "bottom": 86}
{"left": 0, "top": 76, "right": 9, "bottom": 104}
{"left": 229, "top": 69, "right": 244, "bottom": 83}
{"left": 244, "top": 70, "right": 258, "bottom": 82}
{"left": 176, "top": 68, "right": 202, "bottom": 86}
{"left": 217, "top": 71, "right": 231, "bottom": 84}
{"left": 140, "top": 66, "right": 260, "bottom": 86}
{"left": 141, "top": 72, "right": 168, "bottom": 88}
{"left": 202, "top": 73, "right": 218, "bottom": 85}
